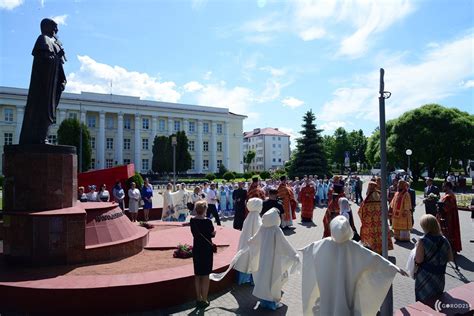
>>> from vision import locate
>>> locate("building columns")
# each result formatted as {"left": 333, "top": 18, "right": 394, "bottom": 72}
{"left": 210, "top": 122, "right": 217, "bottom": 173}
{"left": 58, "top": 109, "right": 66, "bottom": 126}
{"left": 224, "top": 122, "right": 230, "bottom": 170}
{"left": 15, "top": 106, "right": 24, "bottom": 144}
{"left": 196, "top": 120, "right": 203, "bottom": 173}
{"left": 117, "top": 112, "right": 123, "bottom": 165}
{"left": 80, "top": 110, "right": 86, "bottom": 124}
{"left": 98, "top": 111, "right": 105, "bottom": 169}
{"left": 134, "top": 114, "right": 141, "bottom": 172}
{"left": 167, "top": 117, "right": 173, "bottom": 136}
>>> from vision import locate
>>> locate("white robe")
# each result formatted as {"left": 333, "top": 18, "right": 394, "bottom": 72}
{"left": 170, "top": 189, "right": 189, "bottom": 217}
{"left": 210, "top": 198, "right": 263, "bottom": 280}
{"left": 162, "top": 190, "right": 173, "bottom": 219}
{"left": 300, "top": 215, "right": 400, "bottom": 316}
{"left": 249, "top": 208, "right": 300, "bottom": 302}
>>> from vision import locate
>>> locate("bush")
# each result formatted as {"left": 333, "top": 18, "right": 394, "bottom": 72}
{"left": 205, "top": 173, "right": 216, "bottom": 181}
{"left": 243, "top": 172, "right": 252, "bottom": 180}
{"left": 0, "top": 175, "right": 4, "bottom": 188}
{"left": 260, "top": 171, "right": 271, "bottom": 179}
{"left": 127, "top": 172, "right": 144, "bottom": 190}
{"left": 223, "top": 171, "right": 235, "bottom": 181}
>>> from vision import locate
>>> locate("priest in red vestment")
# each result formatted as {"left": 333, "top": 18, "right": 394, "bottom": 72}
{"left": 278, "top": 175, "right": 297, "bottom": 228}
{"left": 246, "top": 177, "right": 266, "bottom": 217}
{"left": 299, "top": 179, "right": 316, "bottom": 222}
{"left": 438, "top": 182, "right": 462, "bottom": 253}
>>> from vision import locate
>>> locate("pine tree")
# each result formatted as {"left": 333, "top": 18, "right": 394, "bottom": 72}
{"left": 288, "top": 110, "right": 328, "bottom": 178}
{"left": 152, "top": 135, "right": 171, "bottom": 174}
{"left": 57, "top": 118, "right": 92, "bottom": 172}
{"left": 176, "top": 131, "right": 192, "bottom": 173}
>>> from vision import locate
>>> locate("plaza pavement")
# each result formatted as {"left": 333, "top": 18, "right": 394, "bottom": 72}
{"left": 135, "top": 178, "right": 473, "bottom": 316}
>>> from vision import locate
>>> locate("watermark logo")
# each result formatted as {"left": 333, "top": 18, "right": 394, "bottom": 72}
{"left": 434, "top": 299, "right": 471, "bottom": 313}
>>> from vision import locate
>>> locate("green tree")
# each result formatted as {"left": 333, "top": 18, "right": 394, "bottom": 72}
{"left": 288, "top": 110, "right": 327, "bottom": 178}
{"left": 175, "top": 131, "right": 192, "bottom": 174}
{"left": 332, "top": 127, "right": 350, "bottom": 173}
{"left": 223, "top": 171, "right": 235, "bottom": 181}
{"left": 152, "top": 135, "right": 171, "bottom": 174}
{"left": 217, "top": 164, "right": 228, "bottom": 177}
{"left": 365, "top": 104, "right": 474, "bottom": 179}
{"left": 348, "top": 129, "right": 368, "bottom": 169}
{"left": 244, "top": 150, "right": 256, "bottom": 172}
{"left": 57, "top": 118, "right": 91, "bottom": 172}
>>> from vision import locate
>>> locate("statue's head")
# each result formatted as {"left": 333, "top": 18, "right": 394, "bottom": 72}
{"left": 40, "top": 18, "right": 58, "bottom": 36}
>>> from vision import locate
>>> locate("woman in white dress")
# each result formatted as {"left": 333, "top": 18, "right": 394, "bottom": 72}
{"left": 162, "top": 183, "right": 174, "bottom": 221}
{"left": 128, "top": 182, "right": 141, "bottom": 222}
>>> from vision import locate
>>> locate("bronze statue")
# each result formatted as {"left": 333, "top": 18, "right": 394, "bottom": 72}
{"left": 19, "top": 18, "right": 67, "bottom": 144}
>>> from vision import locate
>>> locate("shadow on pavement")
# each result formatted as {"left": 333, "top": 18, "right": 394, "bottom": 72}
{"left": 298, "top": 221, "right": 317, "bottom": 228}
{"left": 454, "top": 254, "right": 474, "bottom": 272}
{"left": 394, "top": 240, "right": 415, "bottom": 250}
{"left": 410, "top": 228, "right": 424, "bottom": 236}
{"left": 282, "top": 227, "right": 296, "bottom": 236}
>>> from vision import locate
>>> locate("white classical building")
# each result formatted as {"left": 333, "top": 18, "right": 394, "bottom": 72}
{"left": 243, "top": 127, "right": 291, "bottom": 171}
{"left": 0, "top": 86, "right": 245, "bottom": 174}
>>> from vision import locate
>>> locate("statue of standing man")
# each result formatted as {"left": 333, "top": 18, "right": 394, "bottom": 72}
{"left": 19, "top": 18, "right": 67, "bottom": 145}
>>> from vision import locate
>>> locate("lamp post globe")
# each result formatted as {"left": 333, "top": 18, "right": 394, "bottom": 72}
{"left": 405, "top": 149, "right": 412, "bottom": 176}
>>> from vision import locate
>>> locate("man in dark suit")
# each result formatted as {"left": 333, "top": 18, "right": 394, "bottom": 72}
{"left": 232, "top": 182, "right": 247, "bottom": 230}
{"left": 261, "top": 189, "right": 284, "bottom": 217}
{"left": 408, "top": 182, "right": 416, "bottom": 224}
{"left": 423, "top": 177, "right": 439, "bottom": 216}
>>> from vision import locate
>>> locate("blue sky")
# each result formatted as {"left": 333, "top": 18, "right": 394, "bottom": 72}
{"left": 1, "top": 0, "right": 473, "bottom": 144}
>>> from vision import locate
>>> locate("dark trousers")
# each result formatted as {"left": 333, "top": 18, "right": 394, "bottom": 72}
{"left": 207, "top": 204, "right": 221, "bottom": 226}
{"left": 355, "top": 190, "right": 363, "bottom": 204}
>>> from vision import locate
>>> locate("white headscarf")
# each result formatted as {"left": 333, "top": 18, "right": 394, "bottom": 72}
{"left": 338, "top": 197, "right": 351, "bottom": 221}
{"left": 248, "top": 208, "right": 300, "bottom": 302}
{"left": 300, "top": 215, "right": 401, "bottom": 316}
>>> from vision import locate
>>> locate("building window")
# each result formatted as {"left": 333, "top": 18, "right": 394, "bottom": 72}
{"left": 272, "top": 144, "right": 276, "bottom": 148}
{"left": 217, "top": 160, "right": 222, "bottom": 168}
{"left": 47, "top": 135, "right": 57, "bottom": 145}
{"left": 106, "top": 117, "right": 114, "bottom": 129}
{"left": 174, "top": 120, "right": 181, "bottom": 132}
{"left": 68, "top": 112, "right": 78, "bottom": 120}
{"left": 91, "top": 159, "right": 95, "bottom": 169}
{"left": 191, "top": 159, "right": 195, "bottom": 170}
{"left": 87, "top": 116, "right": 96, "bottom": 128}
{"left": 203, "top": 141, "right": 209, "bottom": 151}
{"left": 278, "top": 137, "right": 281, "bottom": 141}
{"left": 217, "top": 123, "right": 223, "bottom": 134}
{"left": 273, "top": 158, "right": 276, "bottom": 162}
{"left": 203, "top": 159, "right": 209, "bottom": 170}
{"left": 4, "top": 108, "right": 13, "bottom": 122}
{"left": 158, "top": 119, "right": 165, "bottom": 131}
{"left": 278, "top": 144, "right": 281, "bottom": 148}
{"left": 278, "top": 158, "right": 282, "bottom": 162}
{"left": 203, "top": 122, "right": 209, "bottom": 134}
{"left": 142, "top": 159, "right": 149, "bottom": 171}
{"left": 272, "top": 136, "right": 276, "bottom": 141}
{"left": 124, "top": 159, "right": 131, "bottom": 165}
{"left": 124, "top": 117, "right": 131, "bottom": 129}
{"left": 4, "top": 133, "right": 12, "bottom": 145}
{"left": 106, "top": 159, "right": 114, "bottom": 168}
{"left": 90, "top": 137, "right": 96, "bottom": 149}
{"left": 188, "top": 121, "right": 195, "bottom": 133}
{"left": 142, "top": 138, "right": 149, "bottom": 150}
{"left": 217, "top": 141, "right": 222, "bottom": 152}
{"left": 124, "top": 138, "right": 131, "bottom": 150}
{"left": 142, "top": 118, "right": 150, "bottom": 130}
{"left": 106, "top": 138, "right": 114, "bottom": 150}
{"left": 189, "top": 140, "right": 195, "bottom": 151}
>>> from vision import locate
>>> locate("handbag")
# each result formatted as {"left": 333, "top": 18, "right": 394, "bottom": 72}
{"left": 200, "top": 233, "right": 217, "bottom": 253}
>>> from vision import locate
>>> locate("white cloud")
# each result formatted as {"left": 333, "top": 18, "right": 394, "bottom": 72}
{"left": 460, "top": 80, "right": 474, "bottom": 89}
{"left": 243, "top": 34, "right": 274, "bottom": 44}
{"left": 320, "top": 32, "right": 474, "bottom": 122}
{"left": 282, "top": 96, "right": 304, "bottom": 109}
{"left": 0, "top": 0, "right": 23, "bottom": 10}
{"left": 298, "top": 26, "right": 326, "bottom": 41}
{"left": 241, "top": 13, "right": 286, "bottom": 33}
{"left": 291, "top": 0, "right": 415, "bottom": 57}
{"left": 39, "top": 0, "right": 44, "bottom": 8}
{"left": 260, "top": 66, "right": 286, "bottom": 77}
{"left": 203, "top": 71, "right": 212, "bottom": 80}
{"left": 183, "top": 81, "right": 204, "bottom": 93}
{"left": 52, "top": 14, "right": 68, "bottom": 26}
{"left": 66, "top": 55, "right": 181, "bottom": 103}
{"left": 320, "top": 121, "right": 346, "bottom": 132}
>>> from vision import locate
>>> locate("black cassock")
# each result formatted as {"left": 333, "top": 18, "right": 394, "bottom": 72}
{"left": 232, "top": 188, "right": 247, "bottom": 230}
{"left": 20, "top": 34, "right": 66, "bottom": 144}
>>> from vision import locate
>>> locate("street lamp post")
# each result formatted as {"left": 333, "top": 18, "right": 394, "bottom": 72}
{"left": 79, "top": 102, "right": 82, "bottom": 173}
{"left": 172, "top": 136, "right": 177, "bottom": 191}
{"left": 406, "top": 149, "right": 412, "bottom": 177}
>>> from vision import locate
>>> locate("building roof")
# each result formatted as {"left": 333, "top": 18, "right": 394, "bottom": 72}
{"left": 243, "top": 127, "right": 290, "bottom": 138}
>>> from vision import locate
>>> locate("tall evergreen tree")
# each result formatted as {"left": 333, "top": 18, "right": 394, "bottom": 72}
{"left": 175, "top": 131, "right": 192, "bottom": 173}
{"left": 288, "top": 110, "right": 327, "bottom": 178}
{"left": 57, "top": 118, "right": 91, "bottom": 172}
{"left": 152, "top": 135, "right": 171, "bottom": 174}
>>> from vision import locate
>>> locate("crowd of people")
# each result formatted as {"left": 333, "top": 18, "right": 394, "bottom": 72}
{"left": 77, "top": 173, "right": 465, "bottom": 312}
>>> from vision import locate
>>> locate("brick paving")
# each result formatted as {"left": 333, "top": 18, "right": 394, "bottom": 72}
{"left": 137, "top": 178, "right": 473, "bottom": 316}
